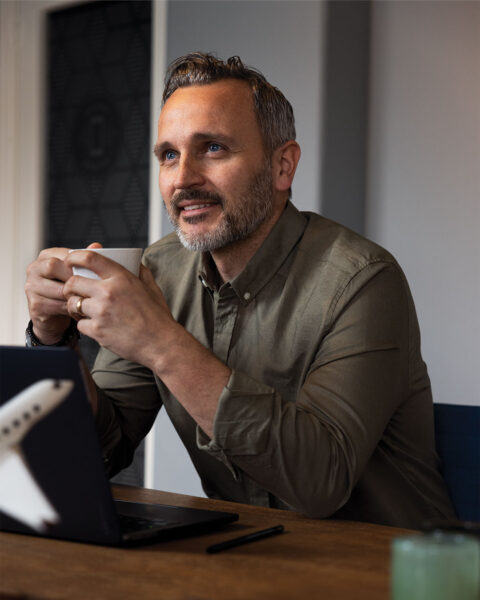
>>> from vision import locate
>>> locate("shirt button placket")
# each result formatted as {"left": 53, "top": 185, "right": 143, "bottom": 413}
{"left": 212, "top": 291, "right": 238, "bottom": 363}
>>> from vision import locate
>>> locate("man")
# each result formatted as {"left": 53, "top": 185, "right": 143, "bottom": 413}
{"left": 25, "top": 53, "right": 454, "bottom": 528}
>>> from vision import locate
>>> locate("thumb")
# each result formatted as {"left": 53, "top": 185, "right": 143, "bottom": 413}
{"left": 139, "top": 264, "right": 157, "bottom": 289}
{"left": 140, "top": 265, "right": 172, "bottom": 315}
{"left": 140, "top": 265, "right": 165, "bottom": 301}
{"left": 87, "top": 242, "right": 103, "bottom": 249}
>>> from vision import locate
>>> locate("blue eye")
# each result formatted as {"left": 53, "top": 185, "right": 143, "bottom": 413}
{"left": 165, "top": 149, "right": 177, "bottom": 160}
{"left": 208, "top": 143, "right": 222, "bottom": 153}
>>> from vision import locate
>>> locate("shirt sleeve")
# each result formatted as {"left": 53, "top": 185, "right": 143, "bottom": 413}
{"left": 92, "top": 348, "right": 162, "bottom": 476}
{"left": 197, "top": 262, "right": 411, "bottom": 518}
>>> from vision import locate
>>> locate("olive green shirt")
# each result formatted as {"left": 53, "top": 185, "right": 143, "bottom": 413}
{"left": 93, "top": 202, "right": 455, "bottom": 528}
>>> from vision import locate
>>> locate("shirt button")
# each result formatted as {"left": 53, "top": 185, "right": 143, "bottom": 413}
{"left": 243, "top": 292, "right": 251, "bottom": 300}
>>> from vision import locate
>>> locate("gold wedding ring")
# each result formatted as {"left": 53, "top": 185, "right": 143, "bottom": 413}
{"left": 76, "top": 296, "right": 85, "bottom": 317}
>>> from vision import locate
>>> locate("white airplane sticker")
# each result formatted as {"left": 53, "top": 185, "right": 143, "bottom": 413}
{"left": 0, "top": 379, "right": 73, "bottom": 532}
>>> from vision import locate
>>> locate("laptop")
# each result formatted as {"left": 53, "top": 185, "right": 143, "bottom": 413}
{"left": 0, "top": 345, "right": 238, "bottom": 546}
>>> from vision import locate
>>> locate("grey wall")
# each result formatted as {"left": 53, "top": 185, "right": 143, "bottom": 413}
{"left": 321, "top": 0, "right": 371, "bottom": 234}
{"left": 367, "top": 1, "right": 479, "bottom": 407}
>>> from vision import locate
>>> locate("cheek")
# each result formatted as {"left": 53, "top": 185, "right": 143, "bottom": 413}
{"left": 158, "top": 172, "right": 172, "bottom": 200}
{"left": 208, "top": 167, "right": 241, "bottom": 194}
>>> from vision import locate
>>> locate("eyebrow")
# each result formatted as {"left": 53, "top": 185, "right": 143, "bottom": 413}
{"left": 153, "top": 142, "right": 166, "bottom": 160}
{"left": 153, "top": 132, "right": 236, "bottom": 160}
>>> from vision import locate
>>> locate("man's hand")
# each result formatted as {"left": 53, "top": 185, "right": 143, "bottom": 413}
{"left": 25, "top": 247, "right": 74, "bottom": 344}
{"left": 25, "top": 243, "right": 102, "bottom": 344}
{"left": 27, "top": 244, "right": 231, "bottom": 435}
{"left": 63, "top": 251, "right": 178, "bottom": 370}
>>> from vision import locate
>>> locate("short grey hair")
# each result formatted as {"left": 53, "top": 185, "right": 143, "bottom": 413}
{"left": 162, "top": 52, "right": 296, "bottom": 156}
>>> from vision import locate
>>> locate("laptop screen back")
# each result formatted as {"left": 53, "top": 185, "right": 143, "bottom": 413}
{"left": 0, "top": 346, "right": 122, "bottom": 544}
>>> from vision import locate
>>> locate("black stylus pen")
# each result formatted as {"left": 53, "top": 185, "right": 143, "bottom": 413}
{"left": 206, "top": 525, "right": 285, "bottom": 554}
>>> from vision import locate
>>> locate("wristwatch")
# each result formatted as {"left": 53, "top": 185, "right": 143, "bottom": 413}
{"left": 25, "top": 319, "right": 80, "bottom": 348}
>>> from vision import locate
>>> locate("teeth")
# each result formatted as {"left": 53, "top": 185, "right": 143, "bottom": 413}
{"left": 183, "top": 204, "right": 211, "bottom": 211}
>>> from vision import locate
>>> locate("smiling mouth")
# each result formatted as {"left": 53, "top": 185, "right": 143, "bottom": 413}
{"left": 172, "top": 191, "right": 224, "bottom": 224}
{"left": 180, "top": 202, "right": 222, "bottom": 224}
{"left": 174, "top": 190, "right": 223, "bottom": 209}
{"left": 182, "top": 203, "right": 216, "bottom": 212}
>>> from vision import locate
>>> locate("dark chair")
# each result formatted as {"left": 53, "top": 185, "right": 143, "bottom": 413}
{"left": 434, "top": 403, "right": 480, "bottom": 522}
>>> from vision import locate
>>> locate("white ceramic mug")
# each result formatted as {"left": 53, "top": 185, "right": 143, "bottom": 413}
{"left": 69, "top": 248, "right": 143, "bottom": 279}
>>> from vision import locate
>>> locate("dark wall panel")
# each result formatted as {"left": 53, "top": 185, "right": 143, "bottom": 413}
{"left": 46, "top": 0, "right": 151, "bottom": 250}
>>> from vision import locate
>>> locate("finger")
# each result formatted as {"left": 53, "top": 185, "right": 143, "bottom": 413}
{"left": 139, "top": 264, "right": 155, "bottom": 285}
{"left": 38, "top": 248, "right": 72, "bottom": 280}
{"left": 63, "top": 274, "right": 99, "bottom": 299}
{"left": 38, "top": 247, "right": 71, "bottom": 260}
{"left": 140, "top": 264, "right": 164, "bottom": 293}
{"left": 33, "top": 253, "right": 73, "bottom": 284}
{"left": 86, "top": 242, "right": 103, "bottom": 249}
{"left": 28, "top": 295, "right": 70, "bottom": 319}
{"left": 67, "top": 295, "right": 89, "bottom": 319}
{"left": 139, "top": 265, "right": 173, "bottom": 316}
{"left": 26, "top": 252, "right": 72, "bottom": 307}
{"left": 65, "top": 250, "right": 124, "bottom": 280}
{"left": 139, "top": 265, "right": 163, "bottom": 299}
{"left": 75, "top": 313, "right": 92, "bottom": 339}
{"left": 25, "top": 274, "right": 67, "bottom": 302}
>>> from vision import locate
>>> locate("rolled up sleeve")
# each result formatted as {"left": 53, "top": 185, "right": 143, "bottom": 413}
{"left": 92, "top": 348, "right": 162, "bottom": 476}
{"left": 197, "top": 264, "right": 409, "bottom": 518}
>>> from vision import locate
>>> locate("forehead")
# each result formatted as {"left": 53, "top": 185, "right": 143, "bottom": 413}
{"left": 157, "top": 80, "right": 262, "bottom": 143}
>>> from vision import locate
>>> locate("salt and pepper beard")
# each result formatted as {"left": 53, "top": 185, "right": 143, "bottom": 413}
{"left": 164, "top": 160, "right": 275, "bottom": 252}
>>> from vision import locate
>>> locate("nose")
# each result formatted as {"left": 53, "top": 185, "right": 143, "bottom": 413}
{"left": 173, "top": 154, "right": 205, "bottom": 189}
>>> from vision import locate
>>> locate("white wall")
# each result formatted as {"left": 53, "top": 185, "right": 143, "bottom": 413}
{"left": 0, "top": 0, "right": 49, "bottom": 346}
{"left": 367, "top": 1, "right": 480, "bottom": 407}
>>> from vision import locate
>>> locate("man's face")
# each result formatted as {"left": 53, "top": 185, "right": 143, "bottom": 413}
{"left": 155, "top": 80, "right": 275, "bottom": 251}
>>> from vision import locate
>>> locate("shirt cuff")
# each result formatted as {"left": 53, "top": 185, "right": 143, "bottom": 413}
{"left": 197, "top": 369, "right": 276, "bottom": 459}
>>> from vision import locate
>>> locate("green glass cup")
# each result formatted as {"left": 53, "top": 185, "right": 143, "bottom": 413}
{"left": 391, "top": 531, "right": 480, "bottom": 600}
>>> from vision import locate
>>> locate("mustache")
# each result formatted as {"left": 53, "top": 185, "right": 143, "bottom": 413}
{"left": 172, "top": 189, "right": 224, "bottom": 209}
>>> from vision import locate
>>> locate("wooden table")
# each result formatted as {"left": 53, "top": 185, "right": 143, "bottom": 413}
{"left": 0, "top": 485, "right": 413, "bottom": 600}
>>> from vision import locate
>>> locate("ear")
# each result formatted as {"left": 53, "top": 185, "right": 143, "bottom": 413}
{"left": 272, "top": 141, "right": 301, "bottom": 193}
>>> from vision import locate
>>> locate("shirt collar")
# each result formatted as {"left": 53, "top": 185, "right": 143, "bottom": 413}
{"left": 198, "top": 202, "right": 308, "bottom": 303}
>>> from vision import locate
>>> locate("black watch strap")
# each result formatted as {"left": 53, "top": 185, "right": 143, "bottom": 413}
{"left": 25, "top": 319, "right": 80, "bottom": 348}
